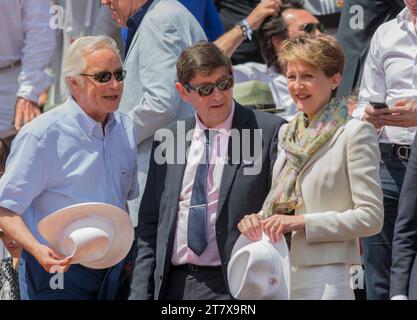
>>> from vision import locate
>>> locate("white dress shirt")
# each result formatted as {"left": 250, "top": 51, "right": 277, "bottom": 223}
{"left": 0, "top": 0, "right": 55, "bottom": 103}
{"left": 171, "top": 103, "right": 235, "bottom": 266}
{"left": 353, "top": 8, "right": 417, "bottom": 145}
{"left": 233, "top": 62, "right": 297, "bottom": 121}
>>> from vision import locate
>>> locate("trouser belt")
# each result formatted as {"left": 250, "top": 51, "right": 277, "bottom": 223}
{"left": 171, "top": 263, "right": 222, "bottom": 272}
{"left": 379, "top": 143, "right": 411, "bottom": 161}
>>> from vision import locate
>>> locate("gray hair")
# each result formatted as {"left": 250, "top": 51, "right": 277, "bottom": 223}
{"left": 63, "top": 35, "right": 121, "bottom": 86}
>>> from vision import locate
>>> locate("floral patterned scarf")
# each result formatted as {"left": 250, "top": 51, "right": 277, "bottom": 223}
{"left": 261, "top": 98, "right": 349, "bottom": 218}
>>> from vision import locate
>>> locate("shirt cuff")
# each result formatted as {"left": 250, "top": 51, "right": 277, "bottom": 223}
{"left": 391, "top": 295, "right": 408, "bottom": 300}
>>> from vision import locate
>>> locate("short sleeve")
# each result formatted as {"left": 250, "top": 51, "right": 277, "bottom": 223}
{"left": 0, "top": 132, "right": 48, "bottom": 214}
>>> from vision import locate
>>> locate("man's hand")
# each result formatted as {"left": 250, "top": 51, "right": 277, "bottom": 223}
{"left": 31, "top": 244, "right": 72, "bottom": 273}
{"left": 247, "top": 0, "right": 281, "bottom": 30}
{"left": 363, "top": 104, "right": 389, "bottom": 129}
{"left": 38, "top": 89, "right": 49, "bottom": 109}
{"left": 377, "top": 99, "right": 417, "bottom": 127}
{"left": 262, "top": 214, "right": 305, "bottom": 243}
{"left": 238, "top": 213, "right": 263, "bottom": 241}
{"left": 14, "top": 97, "right": 41, "bottom": 130}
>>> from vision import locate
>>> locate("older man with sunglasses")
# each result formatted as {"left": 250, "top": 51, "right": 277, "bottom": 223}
{"left": 129, "top": 41, "right": 286, "bottom": 300}
{"left": 0, "top": 36, "right": 139, "bottom": 300}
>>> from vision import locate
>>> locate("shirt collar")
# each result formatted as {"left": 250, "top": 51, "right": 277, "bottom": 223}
{"left": 397, "top": 8, "right": 417, "bottom": 35}
{"left": 194, "top": 101, "right": 235, "bottom": 138}
{"left": 126, "top": 0, "right": 154, "bottom": 31}
{"left": 397, "top": 7, "right": 414, "bottom": 25}
{"left": 65, "top": 96, "right": 115, "bottom": 139}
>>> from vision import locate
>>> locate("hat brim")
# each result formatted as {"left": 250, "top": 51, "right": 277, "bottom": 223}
{"left": 38, "top": 202, "right": 133, "bottom": 269}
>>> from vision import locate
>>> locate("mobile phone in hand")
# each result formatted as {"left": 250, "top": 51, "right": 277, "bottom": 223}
{"left": 370, "top": 101, "right": 389, "bottom": 109}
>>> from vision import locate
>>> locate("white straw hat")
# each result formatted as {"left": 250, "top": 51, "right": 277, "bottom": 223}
{"left": 38, "top": 202, "right": 134, "bottom": 269}
{"left": 228, "top": 233, "right": 290, "bottom": 300}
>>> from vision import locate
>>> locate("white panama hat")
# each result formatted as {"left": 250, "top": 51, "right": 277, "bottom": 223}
{"left": 227, "top": 232, "right": 291, "bottom": 300}
{"left": 38, "top": 202, "right": 134, "bottom": 269}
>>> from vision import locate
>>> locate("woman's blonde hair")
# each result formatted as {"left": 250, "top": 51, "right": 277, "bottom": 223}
{"left": 278, "top": 34, "right": 345, "bottom": 77}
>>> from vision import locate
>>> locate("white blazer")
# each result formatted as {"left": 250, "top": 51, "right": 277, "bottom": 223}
{"left": 271, "top": 118, "right": 384, "bottom": 266}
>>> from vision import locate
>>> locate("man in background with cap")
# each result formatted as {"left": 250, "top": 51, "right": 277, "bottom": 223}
{"left": 0, "top": 36, "right": 139, "bottom": 300}
{"left": 129, "top": 41, "right": 286, "bottom": 300}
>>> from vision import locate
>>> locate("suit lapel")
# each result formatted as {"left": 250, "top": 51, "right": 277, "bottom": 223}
{"left": 166, "top": 117, "right": 196, "bottom": 231}
{"left": 216, "top": 103, "right": 251, "bottom": 219}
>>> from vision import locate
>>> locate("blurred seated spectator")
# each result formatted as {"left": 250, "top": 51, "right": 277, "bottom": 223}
{"left": 232, "top": 0, "right": 323, "bottom": 120}
{"left": 215, "top": 0, "right": 279, "bottom": 64}
{"left": 303, "top": 0, "right": 344, "bottom": 36}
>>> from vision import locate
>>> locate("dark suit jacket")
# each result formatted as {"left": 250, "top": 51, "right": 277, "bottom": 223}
{"left": 390, "top": 135, "right": 417, "bottom": 299}
{"left": 129, "top": 102, "right": 286, "bottom": 299}
{"left": 336, "top": 0, "right": 404, "bottom": 97}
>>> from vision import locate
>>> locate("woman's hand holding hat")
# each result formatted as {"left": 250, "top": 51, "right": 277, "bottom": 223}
{"left": 263, "top": 214, "right": 305, "bottom": 243}
{"left": 238, "top": 213, "right": 263, "bottom": 241}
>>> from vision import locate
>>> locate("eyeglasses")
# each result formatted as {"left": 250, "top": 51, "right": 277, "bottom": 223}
{"left": 184, "top": 75, "right": 234, "bottom": 97}
{"left": 79, "top": 69, "right": 126, "bottom": 84}
{"left": 299, "top": 22, "right": 325, "bottom": 34}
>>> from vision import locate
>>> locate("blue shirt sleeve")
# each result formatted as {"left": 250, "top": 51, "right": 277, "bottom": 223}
{"left": 0, "top": 132, "right": 48, "bottom": 215}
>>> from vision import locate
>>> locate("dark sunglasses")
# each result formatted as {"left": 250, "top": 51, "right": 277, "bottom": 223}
{"left": 184, "top": 75, "right": 234, "bottom": 97}
{"left": 299, "top": 22, "right": 325, "bottom": 33}
{"left": 79, "top": 69, "right": 126, "bottom": 83}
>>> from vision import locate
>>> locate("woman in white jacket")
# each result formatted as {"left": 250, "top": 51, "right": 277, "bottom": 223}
{"left": 238, "top": 35, "right": 383, "bottom": 300}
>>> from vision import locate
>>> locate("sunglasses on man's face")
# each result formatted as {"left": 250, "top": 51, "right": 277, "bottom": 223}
{"left": 299, "top": 22, "right": 325, "bottom": 33}
{"left": 79, "top": 69, "right": 126, "bottom": 84}
{"left": 184, "top": 75, "right": 234, "bottom": 97}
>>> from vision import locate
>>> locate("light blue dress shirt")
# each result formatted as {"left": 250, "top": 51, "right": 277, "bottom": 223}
{"left": 0, "top": 97, "right": 139, "bottom": 244}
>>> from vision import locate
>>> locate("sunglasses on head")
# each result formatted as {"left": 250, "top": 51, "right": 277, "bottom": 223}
{"left": 79, "top": 69, "right": 126, "bottom": 84}
{"left": 184, "top": 74, "right": 234, "bottom": 97}
{"left": 299, "top": 22, "right": 325, "bottom": 33}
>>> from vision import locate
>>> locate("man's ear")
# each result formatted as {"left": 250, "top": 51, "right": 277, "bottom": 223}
{"left": 68, "top": 77, "right": 82, "bottom": 94}
{"left": 175, "top": 82, "right": 191, "bottom": 103}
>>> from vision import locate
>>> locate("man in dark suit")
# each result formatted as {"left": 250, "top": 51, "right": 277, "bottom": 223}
{"left": 390, "top": 133, "right": 417, "bottom": 300}
{"left": 129, "top": 41, "right": 286, "bottom": 300}
{"left": 336, "top": 0, "right": 404, "bottom": 98}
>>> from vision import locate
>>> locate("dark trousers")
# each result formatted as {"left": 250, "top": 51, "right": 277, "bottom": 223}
{"left": 362, "top": 152, "right": 407, "bottom": 300}
{"left": 161, "top": 265, "right": 232, "bottom": 300}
